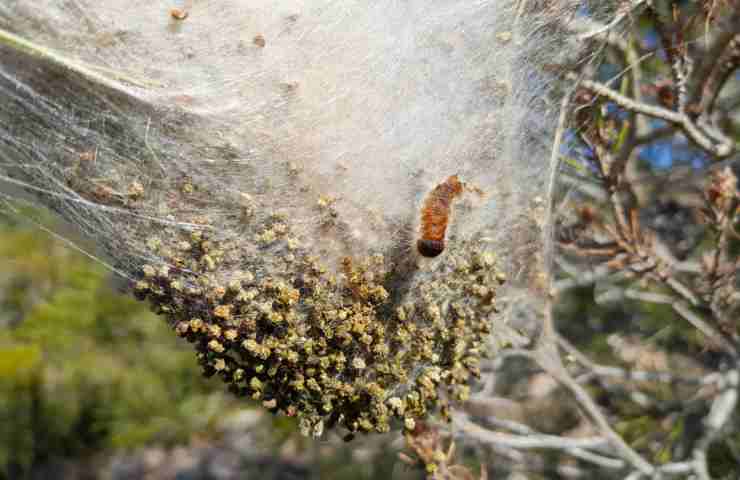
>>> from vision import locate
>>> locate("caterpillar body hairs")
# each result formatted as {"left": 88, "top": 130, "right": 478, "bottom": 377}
{"left": 417, "top": 175, "right": 464, "bottom": 258}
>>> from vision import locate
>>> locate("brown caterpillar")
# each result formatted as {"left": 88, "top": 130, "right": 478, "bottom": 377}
{"left": 417, "top": 174, "right": 463, "bottom": 257}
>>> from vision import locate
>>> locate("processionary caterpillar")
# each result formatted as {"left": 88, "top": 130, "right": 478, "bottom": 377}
{"left": 417, "top": 174, "right": 463, "bottom": 257}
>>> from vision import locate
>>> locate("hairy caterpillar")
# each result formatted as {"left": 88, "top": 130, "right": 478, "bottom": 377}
{"left": 417, "top": 175, "right": 463, "bottom": 258}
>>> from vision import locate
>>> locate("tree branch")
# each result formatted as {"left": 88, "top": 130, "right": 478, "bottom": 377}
{"left": 575, "top": 76, "right": 735, "bottom": 158}
{"left": 693, "top": 368, "right": 739, "bottom": 480}
{"left": 533, "top": 348, "right": 657, "bottom": 476}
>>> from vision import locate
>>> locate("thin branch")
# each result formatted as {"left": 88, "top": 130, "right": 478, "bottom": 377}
{"left": 647, "top": 2, "right": 692, "bottom": 113}
{"left": 0, "top": 27, "right": 155, "bottom": 89}
{"left": 690, "top": 8, "right": 740, "bottom": 108}
{"left": 659, "top": 462, "right": 694, "bottom": 475}
{"left": 575, "top": 76, "right": 734, "bottom": 157}
{"left": 693, "top": 368, "right": 739, "bottom": 480}
{"left": 454, "top": 414, "right": 625, "bottom": 470}
{"left": 546, "top": 91, "right": 575, "bottom": 294}
{"left": 612, "top": 287, "right": 738, "bottom": 358}
{"left": 557, "top": 334, "right": 707, "bottom": 386}
{"left": 673, "top": 301, "right": 739, "bottom": 358}
{"left": 552, "top": 266, "right": 621, "bottom": 294}
{"left": 633, "top": 125, "right": 676, "bottom": 146}
{"left": 577, "top": 1, "right": 647, "bottom": 42}
{"left": 533, "top": 348, "right": 656, "bottom": 476}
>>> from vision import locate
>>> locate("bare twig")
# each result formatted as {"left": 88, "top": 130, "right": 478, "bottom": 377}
{"left": 577, "top": 1, "right": 647, "bottom": 41}
{"left": 673, "top": 301, "right": 739, "bottom": 358}
{"left": 690, "top": 8, "right": 740, "bottom": 109}
{"left": 454, "top": 413, "right": 627, "bottom": 471}
{"left": 455, "top": 416, "right": 607, "bottom": 451}
{"left": 533, "top": 347, "right": 656, "bottom": 476}
{"left": 557, "top": 334, "right": 707, "bottom": 386}
{"left": 552, "top": 260, "right": 628, "bottom": 294}
{"left": 575, "top": 76, "right": 735, "bottom": 157}
{"left": 693, "top": 368, "right": 739, "bottom": 480}
{"left": 593, "top": 286, "right": 739, "bottom": 359}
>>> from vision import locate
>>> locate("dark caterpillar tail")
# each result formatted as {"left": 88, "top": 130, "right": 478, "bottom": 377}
{"left": 417, "top": 238, "right": 445, "bottom": 257}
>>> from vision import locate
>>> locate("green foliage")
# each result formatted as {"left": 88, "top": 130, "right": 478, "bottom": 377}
{"left": 707, "top": 433, "right": 740, "bottom": 478}
{"left": 0, "top": 216, "right": 233, "bottom": 477}
{"left": 0, "top": 345, "right": 41, "bottom": 384}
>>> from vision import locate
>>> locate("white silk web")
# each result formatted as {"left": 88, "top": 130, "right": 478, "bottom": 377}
{"left": 0, "top": 0, "right": 625, "bottom": 436}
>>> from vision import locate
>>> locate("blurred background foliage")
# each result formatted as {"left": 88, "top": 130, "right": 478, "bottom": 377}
{"left": 0, "top": 210, "right": 233, "bottom": 477}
